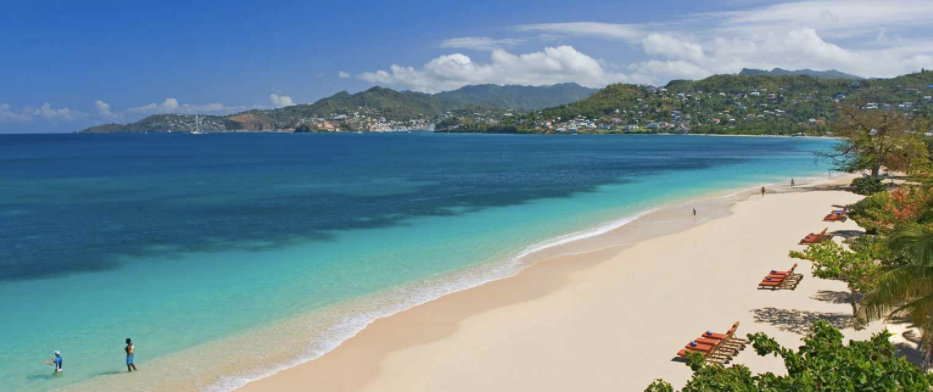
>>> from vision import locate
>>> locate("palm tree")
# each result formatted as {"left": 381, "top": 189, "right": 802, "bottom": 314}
{"left": 859, "top": 222, "right": 933, "bottom": 371}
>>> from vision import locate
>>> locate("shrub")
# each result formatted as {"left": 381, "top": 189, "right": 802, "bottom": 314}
{"left": 850, "top": 175, "right": 886, "bottom": 195}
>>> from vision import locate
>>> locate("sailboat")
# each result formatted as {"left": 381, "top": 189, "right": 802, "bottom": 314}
{"left": 190, "top": 114, "right": 205, "bottom": 135}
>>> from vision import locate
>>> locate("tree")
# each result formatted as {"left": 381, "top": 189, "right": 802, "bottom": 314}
{"left": 790, "top": 241, "right": 879, "bottom": 321}
{"left": 646, "top": 321, "right": 933, "bottom": 391}
{"left": 819, "top": 106, "right": 929, "bottom": 176}
{"left": 860, "top": 222, "right": 933, "bottom": 371}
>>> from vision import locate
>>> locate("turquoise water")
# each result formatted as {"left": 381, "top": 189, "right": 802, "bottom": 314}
{"left": 0, "top": 133, "right": 834, "bottom": 392}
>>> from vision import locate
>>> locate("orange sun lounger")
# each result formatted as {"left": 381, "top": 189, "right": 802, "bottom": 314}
{"left": 800, "top": 228, "right": 829, "bottom": 244}
{"left": 759, "top": 264, "right": 802, "bottom": 290}
{"left": 823, "top": 213, "right": 847, "bottom": 222}
{"left": 677, "top": 322, "right": 748, "bottom": 363}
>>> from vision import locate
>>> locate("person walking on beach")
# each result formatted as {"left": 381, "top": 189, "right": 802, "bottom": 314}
{"left": 692, "top": 208, "right": 696, "bottom": 217}
{"left": 43, "top": 351, "right": 62, "bottom": 373}
{"left": 791, "top": 178, "right": 795, "bottom": 187}
{"left": 760, "top": 186, "right": 766, "bottom": 197}
{"left": 125, "top": 338, "right": 137, "bottom": 372}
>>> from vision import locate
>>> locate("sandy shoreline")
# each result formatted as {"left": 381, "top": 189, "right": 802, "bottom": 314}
{"left": 236, "top": 175, "right": 915, "bottom": 392}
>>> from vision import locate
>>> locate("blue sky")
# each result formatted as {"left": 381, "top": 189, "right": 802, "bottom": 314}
{"left": 2, "top": 0, "right": 933, "bottom": 133}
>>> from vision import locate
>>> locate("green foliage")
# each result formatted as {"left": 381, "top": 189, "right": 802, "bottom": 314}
{"left": 647, "top": 321, "right": 933, "bottom": 392}
{"left": 789, "top": 240, "right": 878, "bottom": 294}
{"left": 790, "top": 241, "right": 879, "bottom": 319}
{"left": 859, "top": 223, "right": 933, "bottom": 342}
{"left": 850, "top": 176, "right": 887, "bottom": 195}
{"left": 434, "top": 83, "right": 596, "bottom": 111}
{"left": 848, "top": 192, "right": 897, "bottom": 234}
{"left": 294, "top": 123, "right": 319, "bottom": 133}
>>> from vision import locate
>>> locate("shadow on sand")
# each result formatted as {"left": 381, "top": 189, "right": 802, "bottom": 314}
{"left": 751, "top": 307, "right": 855, "bottom": 335}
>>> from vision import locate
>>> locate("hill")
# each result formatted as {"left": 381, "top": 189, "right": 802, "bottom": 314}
{"left": 739, "top": 68, "right": 864, "bottom": 80}
{"left": 435, "top": 83, "right": 596, "bottom": 111}
{"left": 80, "top": 83, "right": 596, "bottom": 134}
{"left": 476, "top": 70, "right": 933, "bottom": 135}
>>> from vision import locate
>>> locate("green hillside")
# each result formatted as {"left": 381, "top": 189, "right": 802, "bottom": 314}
{"left": 80, "top": 83, "right": 595, "bottom": 134}
{"left": 473, "top": 70, "right": 933, "bottom": 135}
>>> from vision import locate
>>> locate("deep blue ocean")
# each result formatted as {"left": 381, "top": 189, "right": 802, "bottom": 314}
{"left": 0, "top": 133, "right": 834, "bottom": 392}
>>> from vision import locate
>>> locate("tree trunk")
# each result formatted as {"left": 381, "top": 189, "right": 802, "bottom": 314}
{"left": 850, "top": 289, "right": 861, "bottom": 329}
{"left": 871, "top": 165, "right": 881, "bottom": 177}
{"left": 924, "top": 333, "right": 932, "bottom": 372}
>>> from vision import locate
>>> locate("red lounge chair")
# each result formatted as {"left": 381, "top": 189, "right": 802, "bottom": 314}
{"left": 759, "top": 264, "right": 803, "bottom": 290}
{"left": 769, "top": 263, "right": 797, "bottom": 277}
{"left": 800, "top": 228, "right": 829, "bottom": 245}
{"left": 824, "top": 213, "right": 847, "bottom": 222}
{"left": 699, "top": 322, "right": 748, "bottom": 348}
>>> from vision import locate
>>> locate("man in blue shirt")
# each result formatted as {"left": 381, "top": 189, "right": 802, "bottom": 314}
{"left": 43, "top": 351, "right": 62, "bottom": 373}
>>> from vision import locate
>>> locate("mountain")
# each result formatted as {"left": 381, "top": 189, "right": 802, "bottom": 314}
{"left": 80, "top": 83, "right": 596, "bottom": 134}
{"left": 435, "top": 83, "right": 597, "bottom": 111}
{"left": 739, "top": 68, "right": 864, "bottom": 80}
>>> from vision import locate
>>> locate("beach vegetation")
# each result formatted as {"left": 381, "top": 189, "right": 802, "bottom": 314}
{"left": 859, "top": 222, "right": 933, "bottom": 370}
{"left": 848, "top": 192, "right": 898, "bottom": 234}
{"left": 818, "top": 106, "right": 930, "bottom": 177}
{"left": 789, "top": 241, "right": 879, "bottom": 321}
{"left": 645, "top": 321, "right": 933, "bottom": 391}
{"left": 850, "top": 175, "right": 887, "bottom": 195}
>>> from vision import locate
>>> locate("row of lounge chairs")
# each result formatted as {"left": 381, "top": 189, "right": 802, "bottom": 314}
{"left": 676, "top": 322, "right": 749, "bottom": 364}
{"left": 675, "top": 205, "right": 847, "bottom": 364}
{"left": 758, "top": 263, "right": 803, "bottom": 290}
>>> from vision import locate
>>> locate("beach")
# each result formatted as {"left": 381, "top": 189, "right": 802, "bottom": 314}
{"left": 1, "top": 134, "right": 845, "bottom": 392}
{"left": 237, "top": 176, "right": 916, "bottom": 392}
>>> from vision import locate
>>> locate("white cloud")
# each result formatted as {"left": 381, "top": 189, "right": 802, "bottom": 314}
{"left": 338, "top": 71, "right": 351, "bottom": 78}
{"left": 358, "top": 46, "right": 631, "bottom": 93}
{"left": 439, "top": 37, "right": 523, "bottom": 51}
{"left": 94, "top": 99, "right": 116, "bottom": 118}
{"left": 641, "top": 34, "right": 705, "bottom": 62}
{"left": 0, "top": 102, "right": 85, "bottom": 122}
{"left": 269, "top": 94, "right": 294, "bottom": 108}
{"left": 708, "top": 0, "right": 933, "bottom": 40}
{"left": 515, "top": 22, "right": 646, "bottom": 43}
{"left": 125, "top": 98, "right": 242, "bottom": 115}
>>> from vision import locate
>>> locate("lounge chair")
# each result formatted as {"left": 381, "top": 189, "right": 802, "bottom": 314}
{"left": 823, "top": 213, "right": 847, "bottom": 222}
{"left": 699, "top": 322, "right": 749, "bottom": 348}
{"left": 769, "top": 263, "right": 797, "bottom": 277}
{"left": 758, "top": 265, "right": 803, "bottom": 290}
{"left": 676, "top": 322, "right": 748, "bottom": 363}
{"left": 800, "top": 228, "right": 830, "bottom": 245}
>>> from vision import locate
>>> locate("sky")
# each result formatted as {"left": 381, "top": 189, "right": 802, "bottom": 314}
{"left": 2, "top": 0, "right": 933, "bottom": 133}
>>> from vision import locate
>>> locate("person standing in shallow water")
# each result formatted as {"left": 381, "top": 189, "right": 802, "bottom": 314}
{"left": 125, "top": 338, "right": 138, "bottom": 372}
{"left": 43, "top": 351, "right": 62, "bottom": 373}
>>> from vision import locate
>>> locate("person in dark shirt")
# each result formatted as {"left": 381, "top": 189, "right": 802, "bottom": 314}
{"left": 126, "top": 338, "right": 138, "bottom": 372}
{"left": 43, "top": 351, "right": 62, "bottom": 373}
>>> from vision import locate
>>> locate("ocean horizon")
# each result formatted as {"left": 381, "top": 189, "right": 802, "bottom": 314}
{"left": 0, "top": 133, "right": 835, "bottom": 392}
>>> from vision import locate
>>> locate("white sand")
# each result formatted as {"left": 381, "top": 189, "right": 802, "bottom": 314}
{"left": 237, "top": 179, "right": 918, "bottom": 392}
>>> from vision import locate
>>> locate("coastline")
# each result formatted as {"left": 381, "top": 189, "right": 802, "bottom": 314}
{"left": 30, "top": 135, "right": 837, "bottom": 392}
{"left": 232, "top": 172, "right": 909, "bottom": 392}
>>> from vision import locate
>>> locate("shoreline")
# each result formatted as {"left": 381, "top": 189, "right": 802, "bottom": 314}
{"left": 233, "top": 173, "right": 880, "bottom": 392}
{"left": 46, "top": 170, "right": 843, "bottom": 392}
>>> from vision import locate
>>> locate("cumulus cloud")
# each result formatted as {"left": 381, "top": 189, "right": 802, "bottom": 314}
{"left": 94, "top": 99, "right": 116, "bottom": 118}
{"left": 338, "top": 71, "right": 351, "bottom": 78}
{"left": 0, "top": 102, "right": 87, "bottom": 123}
{"left": 439, "top": 37, "right": 523, "bottom": 51}
{"left": 358, "top": 46, "right": 631, "bottom": 93}
{"left": 124, "top": 98, "right": 243, "bottom": 115}
{"left": 377, "top": 0, "right": 933, "bottom": 88}
{"left": 269, "top": 94, "right": 294, "bottom": 108}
